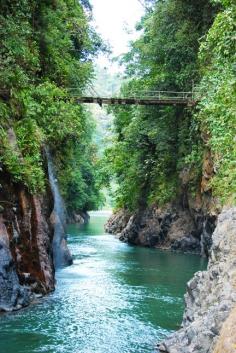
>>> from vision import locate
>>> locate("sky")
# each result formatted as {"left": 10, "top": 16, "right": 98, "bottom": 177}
{"left": 90, "top": 0, "right": 144, "bottom": 73}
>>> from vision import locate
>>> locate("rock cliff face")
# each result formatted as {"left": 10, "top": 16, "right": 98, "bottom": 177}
{"left": 0, "top": 168, "right": 55, "bottom": 312}
{"left": 0, "top": 129, "right": 73, "bottom": 312}
{"left": 106, "top": 201, "right": 217, "bottom": 255}
{"left": 106, "top": 151, "right": 219, "bottom": 255}
{"left": 213, "top": 305, "right": 236, "bottom": 353}
{"left": 67, "top": 211, "right": 90, "bottom": 225}
{"left": 157, "top": 207, "right": 236, "bottom": 353}
{"left": 0, "top": 213, "right": 30, "bottom": 311}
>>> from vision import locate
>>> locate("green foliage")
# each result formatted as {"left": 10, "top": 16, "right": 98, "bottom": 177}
{"left": 0, "top": 122, "right": 44, "bottom": 191}
{"left": 0, "top": 0, "right": 104, "bottom": 213}
{"left": 105, "top": 0, "right": 217, "bottom": 211}
{"left": 52, "top": 111, "right": 103, "bottom": 212}
{"left": 107, "top": 104, "right": 181, "bottom": 210}
{"left": 106, "top": 0, "right": 235, "bottom": 210}
{"left": 0, "top": 128, "right": 24, "bottom": 183}
{"left": 197, "top": 3, "right": 236, "bottom": 203}
{"left": 17, "top": 83, "right": 84, "bottom": 141}
{"left": 15, "top": 118, "right": 45, "bottom": 191}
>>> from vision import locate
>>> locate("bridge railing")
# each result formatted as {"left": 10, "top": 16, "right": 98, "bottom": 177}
{"left": 67, "top": 88, "right": 199, "bottom": 101}
{"left": 122, "top": 91, "right": 194, "bottom": 100}
{"left": 0, "top": 88, "right": 200, "bottom": 102}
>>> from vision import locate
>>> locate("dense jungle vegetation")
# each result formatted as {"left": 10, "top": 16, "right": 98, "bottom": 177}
{"left": 0, "top": 0, "right": 235, "bottom": 215}
{"left": 103, "top": 0, "right": 236, "bottom": 211}
{"left": 0, "top": 0, "right": 104, "bottom": 214}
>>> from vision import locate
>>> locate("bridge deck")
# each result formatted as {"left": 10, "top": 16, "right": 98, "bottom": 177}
{"left": 76, "top": 96, "right": 196, "bottom": 107}
{"left": 0, "top": 89, "right": 197, "bottom": 107}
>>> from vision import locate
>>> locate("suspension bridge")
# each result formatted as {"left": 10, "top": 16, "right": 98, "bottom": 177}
{"left": 69, "top": 88, "right": 199, "bottom": 107}
{"left": 0, "top": 88, "right": 199, "bottom": 107}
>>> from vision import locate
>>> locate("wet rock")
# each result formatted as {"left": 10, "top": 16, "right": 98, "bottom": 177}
{"left": 106, "top": 196, "right": 219, "bottom": 257}
{"left": 105, "top": 209, "right": 131, "bottom": 234}
{"left": 74, "top": 214, "right": 85, "bottom": 224}
{"left": 0, "top": 172, "right": 55, "bottom": 307}
{"left": 157, "top": 207, "right": 236, "bottom": 353}
{"left": 67, "top": 211, "right": 90, "bottom": 225}
{"left": 106, "top": 205, "right": 215, "bottom": 253}
{"left": 171, "top": 235, "right": 200, "bottom": 253}
{"left": 0, "top": 133, "right": 56, "bottom": 312}
{"left": 0, "top": 215, "right": 29, "bottom": 312}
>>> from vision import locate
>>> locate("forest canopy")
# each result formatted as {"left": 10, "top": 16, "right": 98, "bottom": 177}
{"left": 1, "top": 0, "right": 235, "bottom": 214}
{"left": 102, "top": 0, "right": 236, "bottom": 210}
{"left": 0, "top": 0, "right": 104, "bottom": 213}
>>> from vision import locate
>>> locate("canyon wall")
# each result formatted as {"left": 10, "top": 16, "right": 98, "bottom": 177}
{"left": 0, "top": 152, "right": 72, "bottom": 312}
{"left": 106, "top": 152, "right": 219, "bottom": 256}
{"left": 105, "top": 203, "right": 217, "bottom": 256}
{"left": 0, "top": 169, "right": 55, "bottom": 311}
{"left": 157, "top": 207, "right": 236, "bottom": 353}
{"left": 106, "top": 152, "right": 236, "bottom": 352}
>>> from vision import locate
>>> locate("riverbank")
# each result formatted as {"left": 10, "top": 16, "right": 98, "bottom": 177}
{"left": 106, "top": 206, "right": 236, "bottom": 352}
{"left": 105, "top": 202, "right": 217, "bottom": 256}
{"left": 157, "top": 207, "right": 236, "bottom": 353}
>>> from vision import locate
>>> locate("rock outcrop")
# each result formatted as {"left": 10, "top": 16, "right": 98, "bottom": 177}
{"left": 105, "top": 209, "right": 131, "bottom": 235}
{"left": 0, "top": 169, "right": 55, "bottom": 312}
{"left": 106, "top": 152, "right": 219, "bottom": 255}
{"left": 157, "top": 207, "right": 236, "bottom": 353}
{"left": 68, "top": 211, "right": 90, "bottom": 225}
{"left": 0, "top": 133, "right": 74, "bottom": 312}
{"left": 106, "top": 203, "right": 217, "bottom": 255}
{"left": 213, "top": 305, "right": 236, "bottom": 353}
{"left": 0, "top": 215, "right": 29, "bottom": 311}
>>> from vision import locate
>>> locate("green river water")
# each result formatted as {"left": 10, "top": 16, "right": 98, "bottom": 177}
{"left": 0, "top": 212, "right": 207, "bottom": 353}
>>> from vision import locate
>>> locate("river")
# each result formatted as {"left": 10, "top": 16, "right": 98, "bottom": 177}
{"left": 0, "top": 212, "right": 207, "bottom": 353}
